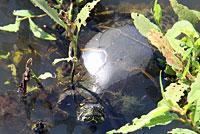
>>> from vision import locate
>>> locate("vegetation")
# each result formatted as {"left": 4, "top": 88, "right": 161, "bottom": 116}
{"left": 107, "top": 0, "right": 200, "bottom": 133}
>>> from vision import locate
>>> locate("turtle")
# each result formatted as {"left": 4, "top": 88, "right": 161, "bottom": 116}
{"left": 57, "top": 24, "right": 161, "bottom": 124}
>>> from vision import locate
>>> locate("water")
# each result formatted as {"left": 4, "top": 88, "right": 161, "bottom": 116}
{"left": 0, "top": 0, "right": 199, "bottom": 134}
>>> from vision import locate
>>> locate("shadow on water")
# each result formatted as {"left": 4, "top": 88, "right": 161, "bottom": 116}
{"left": 0, "top": 0, "right": 199, "bottom": 134}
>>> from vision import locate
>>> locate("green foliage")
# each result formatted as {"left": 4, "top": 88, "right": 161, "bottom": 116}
{"left": 0, "top": 18, "right": 21, "bottom": 32}
{"left": 131, "top": 12, "right": 160, "bottom": 37}
{"left": 169, "top": 0, "right": 200, "bottom": 25}
{"left": 0, "top": 9, "right": 56, "bottom": 40}
{"left": 38, "top": 72, "right": 54, "bottom": 79}
{"left": 108, "top": 0, "right": 200, "bottom": 133}
{"left": 30, "top": 0, "right": 67, "bottom": 29}
{"left": 29, "top": 18, "right": 56, "bottom": 40}
{"left": 168, "top": 128, "right": 198, "bottom": 134}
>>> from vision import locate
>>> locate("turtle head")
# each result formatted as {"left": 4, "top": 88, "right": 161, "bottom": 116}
{"left": 77, "top": 99, "right": 105, "bottom": 123}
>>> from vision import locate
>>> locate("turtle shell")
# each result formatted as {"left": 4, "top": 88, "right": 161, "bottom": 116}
{"left": 81, "top": 25, "right": 161, "bottom": 116}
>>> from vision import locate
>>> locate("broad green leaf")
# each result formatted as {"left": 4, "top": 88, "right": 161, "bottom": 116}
{"left": 0, "top": 18, "right": 21, "bottom": 32}
{"left": 166, "top": 20, "right": 198, "bottom": 56}
{"left": 165, "top": 83, "right": 188, "bottom": 103}
{"left": 192, "top": 10, "right": 200, "bottom": 21}
{"left": 188, "top": 73, "right": 200, "bottom": 103}
{"left": 153, "top": 0, "right": 162, "bottom": 25}
{"left": 52, "top": 57, "right": 71, "bottom": 65}
{"left": 74, "top": 0, "right": 100, "bottom": 33}
{"left": 169, "top": 0, "right": 199, "bottom": 25}
{"left": 30, "top": 0, "right": 67, "bottom": 28}
{"left": 8, "top": 64, "right": 17, "bottom": 76}
{"left": 145, "top": 112, "right": 178, "bottom": 129}
{"left": 168, "top": 128, "right": 197, "bottom": 134}
{"left": 38, "top": 72, "right": 54, "bottom": 79}
{"left": 131, "top": 12, "right": 160, "bottom": 37}
{"left": 29, "top": 18, "right": 56, "bottom": 40}
{"left": 107, "top": 106, "right": 171, "bottom": 134}
{"left": 0, "top": 50, "right": 10, "bottom": 59}
{"left": 190, "top": 99, "right": 200, "bottom": 126}
{"left": 13, "top": 10, "right": 33, "bottom": 17}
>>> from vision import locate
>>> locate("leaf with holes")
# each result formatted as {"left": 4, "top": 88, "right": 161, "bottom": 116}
{"left": 74, "top": 0, "right": 100, "bottom": 33}
{"left": 147, "top": 30, "right": 184, "bottom": 74}
{"left": 164, "top": 83, "right": 188, "bottom": 102}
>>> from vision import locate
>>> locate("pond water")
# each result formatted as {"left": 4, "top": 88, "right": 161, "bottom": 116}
{"left": 0, "top": 0, "right": 199, "bottom": 134}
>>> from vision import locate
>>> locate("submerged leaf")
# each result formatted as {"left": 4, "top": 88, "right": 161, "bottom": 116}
{"left": 38, "top": 72, "right": 54, "bottom": 79}
{"left": 164, "top": 83, "right": 188, "bottom": 103}
{"left": 30, "top": 0, "right": 67, "bottom": 28}
{"left": 169, "top": 0, "right": 199, "bottom": 25}
{"left": 74, "top": 0, "right": 100, "bottom": 33}
{"left": 0, "top": 18, "right": 21, "bottom": 32}
{"left": 188, "top": 73, "right": 200, "bottom": 103}
{"left": 0, "top": 50, "right": 10, "bottom": 59}
{"left": 131, "top": 12, "right": 160, "bottom": 37}
{"left": 107, "top": 106, "right": 171, "bottom": 134}
{"left": 168, "top": 128, "right": 197, "bottom": 134}
{"left": 147, "top": 30, "right": 184, "bottom": 74}
{"left": 13, "top": 51, "right": 23, "bottom": 65}
{"left": 13, "top": 10, "right": 33, "bottom": 17}
{"left": 52, "top": 57, "right": 71, "bottom": 65}
{"left": 29, "top": 18, "right": 56, "bottom": 40}
{"left": 8, "top": 64, "right": 17, "bottom": 76}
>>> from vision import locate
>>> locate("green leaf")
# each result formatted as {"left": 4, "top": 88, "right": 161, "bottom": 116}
{"left": 188, "top": 72, "right": 200, "bottom": 103}
{"left": 190, "top": 98, "right": 200, "bottom": 126}
{"left": 131, "top": 12, "right": 160, "bottom": 37}
{"left": 165, "top": 83, "right": 189, "bottom": 103}
{"left": 26, "top": 85, "right": 39, "bottom": 93}
{"left": 8, "top": 64, "right": 17, "bottom": 76}
{"left": 0, "top": 50, "right": 10, "bottom": 59}
{"left": 74, "top": 0, "right": 100, "bottom": 33}
{"left": 169, "top": 0, "right": 199, "bottom": 25}
{"left": 182, "top": 58, "right": 190, "bottom": 79}
{"left": 13, "top": 10, "right": 33, "bottom": 17}
{"left": 38, "top": 72, "right": 54, "bottom": 79}
{"left": 165, "top": 65, "right": 176, "bottom": 76}
{"left": 30, "top": 0, "right": 67, "bottom": 28}
{"left": 166, "top": 20, "right": 198, "bottom": 56}
{"left": 182, "top": 48, "right": 193, "bottom": 62}
{"left": 168, "top": 128, "right": 197, "bottom": 134}
{"left": 29, "top": 18, "right": 56, "bottom": 40}
{"left": 0, "top": 18, "right": 21, "bottom": 32}
{"left": 107, "top": 106, "right": 171, "bottom": 134}
{"left": 153, "top": 0, "right": 162, "bottom": 25}
{"left": 52, "top": 57, "right": 71, "bottom": 65}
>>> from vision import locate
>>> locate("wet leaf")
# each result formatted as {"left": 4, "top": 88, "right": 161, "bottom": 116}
{"left": 0, "top": 50, "right": 10, "bottom": 59}
{"left": 52, "top": 57, "right": 71, "bottom": 65}
{"left": 26, "top": 85, "right": 39, "bottom": 93}
{"left": 147, "top": 30, "right": 184, "bottom": 74}
{"left": 107, "top": 106, "right": 172, "bottom": 134}
{"left": 164, "top": 83, "right": 188, "bottom": 103}
{"left": 131, "top": 12, "right": 160, "bottom": 37}
{"left": 165, "top": 20, "right": 198, "bottom": 56}
{"left": 30, "top": 0, "right": 67, "bottom": 28}
{"left": 38, "top": 72, "right": 54, "bottom": 79}
{"left": 74, "top": 0, "right": 100, "bottom": 33}
{"left": 169, "top": 0, "right": 199, "bottom": 25}
{"left": 0, "top": 18, "right": 21, "bottom": 32}
{"left": 13, "top": 51, "right": 23, "bottom": 65}
{"left": 13, "top": 10, "right": 33, "bottom": 17}
{"left": 29, "top": 18, "right": 56, "bottom": 40}
{"left": 188, "top": 73, "right": 200, "bottom": 103}
{"left": 168, "top": 128, "right": 197, "bottom": 134}
{"left": 8, "top": 64, "right": 17, "bottom": 76}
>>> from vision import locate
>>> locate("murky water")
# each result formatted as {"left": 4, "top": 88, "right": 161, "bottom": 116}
{"left": 0, "top": 0, "right": 199, "bottom": 134}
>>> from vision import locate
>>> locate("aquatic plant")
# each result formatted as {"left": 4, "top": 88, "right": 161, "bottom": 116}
{"left": 107, "top": 0, "right": 200, "bottom": 134}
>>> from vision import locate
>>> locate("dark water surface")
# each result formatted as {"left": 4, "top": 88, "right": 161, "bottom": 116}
{"left": 0, "top": 0, "right": 199, "bottom": 134}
